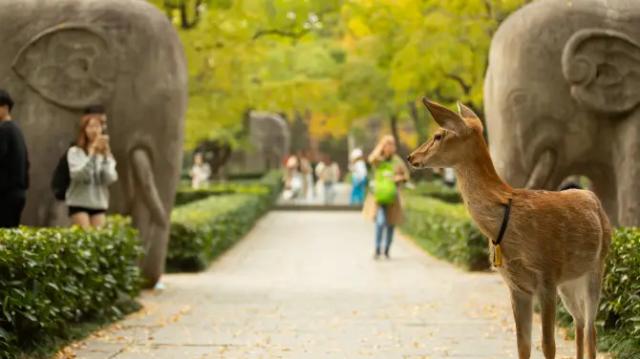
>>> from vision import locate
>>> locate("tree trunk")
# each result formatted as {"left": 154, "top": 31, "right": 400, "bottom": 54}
{"left": 389, "top": 114, "right": 408, "bottom": 159}
{"left": 179, "top": 2, "right": 189, "bottom": 29}
{"left": 408, "top": 101, "right": 428, "bottom": 144}
{"left": 178, "top": 0, "right": 202, "bottom": 30}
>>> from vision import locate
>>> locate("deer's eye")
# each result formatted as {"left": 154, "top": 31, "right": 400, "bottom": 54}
{"left": 434, "top": 133, "right": 443, "bottom": 141}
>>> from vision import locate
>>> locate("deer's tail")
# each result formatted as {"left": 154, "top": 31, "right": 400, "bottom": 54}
{"left": 595, "top": 196, "right": 612, "bottom": 263}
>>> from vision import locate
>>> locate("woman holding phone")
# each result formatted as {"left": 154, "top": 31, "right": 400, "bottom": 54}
{"left": 66, "top": 106, "right": 118, "bottom": 229}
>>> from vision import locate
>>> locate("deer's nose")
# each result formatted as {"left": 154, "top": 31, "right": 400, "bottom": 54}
{"left": 406, "top": 155, "right": 414, "bottom": 163}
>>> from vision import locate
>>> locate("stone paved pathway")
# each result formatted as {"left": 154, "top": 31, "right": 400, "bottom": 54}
{"left": 69, "top": 211, "right": 591, "bottom": 358}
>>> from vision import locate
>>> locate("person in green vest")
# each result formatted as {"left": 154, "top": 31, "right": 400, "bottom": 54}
{"left": 362, "top": 135, "right": 410, "bottom": 259}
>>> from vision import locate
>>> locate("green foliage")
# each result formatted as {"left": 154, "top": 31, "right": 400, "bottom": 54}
{"left": 167, "top": 171, "right": 282, "bottom": 271}
{"left": 167, "top": 194, "right": 266, "bottom": 272}
{"left": 409, "top": 180, "right": 462, "bottom": 204}
{"left": 0, "top": 217, "right": 142, "bottom": 356}
{"left": 146, "top": 0, "right": 531, "bottom": 149}
{"left": 601, "top": 228, "right": 640, "bottom": 338}
{"left": 401, "top": 195, "right": 489, "bottom": 271}
{"left": 175, "top": 182, "right": 268, "bottom": 206}
{"left": 175, "top": 171, "right": 283, "bottom": 206}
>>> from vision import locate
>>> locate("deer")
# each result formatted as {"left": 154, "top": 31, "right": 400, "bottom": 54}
{"left": 407, "top": 98, "right": 611, "bottom": 359}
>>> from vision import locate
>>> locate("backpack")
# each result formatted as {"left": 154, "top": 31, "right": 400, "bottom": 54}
{"left": 373, "top": 160, "right": 397, "bottom": 205}
{"left": 51, "top": 146, "right": 72, "bottom": 201}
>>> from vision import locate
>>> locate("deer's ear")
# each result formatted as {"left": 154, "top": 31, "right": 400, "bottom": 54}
{"left": 457, "top": 102, "right": 479, "bottom": 120}
{"left": 422, "top": 97, "right": 467, "bottom": 134}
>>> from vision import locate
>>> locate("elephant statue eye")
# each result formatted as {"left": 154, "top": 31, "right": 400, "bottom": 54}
{"left": 12, "top": 25, "right": 117, "bottom": 110}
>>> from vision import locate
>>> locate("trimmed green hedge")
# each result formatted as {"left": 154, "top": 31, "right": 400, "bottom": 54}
{"left": 401, "top": 195, "right": 489, "bottom": 270}
{"left": 167, "top": 171, "right": 283, "bottom": 272}
{"left": 174, "top": 171, "right": 283, "bottom": 206}
{"left": 601, "top": 227, "right": 640, "bottom": 336}
{"left": 167, "top": 194, "right": 268, "bottom": 272}
{"left": 599, "top": 227, "right": 640, "bottom": 358}
{"left": 0, "top": 217, "right": 141, "bottom": 356}
{"left": 409, "top": 180, "right": 462, "bottom": 203}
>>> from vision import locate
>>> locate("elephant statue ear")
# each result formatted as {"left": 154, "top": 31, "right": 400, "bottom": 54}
{"left": 12, "top": 25, "right": 117, "bottom": 109}
{"left": 562, "top": 28, "right": 640, "bottom": 114}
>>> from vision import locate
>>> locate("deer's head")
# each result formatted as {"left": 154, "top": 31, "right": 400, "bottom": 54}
{"left": 407, "top": 98, "right": 484, "bottom": 169}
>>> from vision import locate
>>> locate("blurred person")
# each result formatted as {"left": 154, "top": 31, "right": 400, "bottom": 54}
{"left": 315, "top": 155, "right": 340, "bottom": 205}
{"left": 190, "top": 152, "right": 211, "bottom": 189}
{"left": 66, "top": 106, "right": 118, "bottom": 229}
{"left": 363, "top": 135, "right": 409, "bottom": 259}
{"left": 298, "top": 150, "right": 314, "bottom": 200}
{"left": 443, "top": 167, "right": 456, "bottom": 187}
{"left": 283, "top": 155, "right": 303, "bottom": 201}
{"left": 349, "top": 148, "right": 367, "bottom": 206}
{"left": 310, "top": 154, "right": 319, "bottom": 198}
{"left": 0, "top": 89, "right": 29, "bottom": 228}
{"left": 559, "top": 175, "right": 583, "bottom": 191}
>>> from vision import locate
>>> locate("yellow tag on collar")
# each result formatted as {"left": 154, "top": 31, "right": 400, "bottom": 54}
{"left": 493, "top": 244, "right": 503, "bottom": 268}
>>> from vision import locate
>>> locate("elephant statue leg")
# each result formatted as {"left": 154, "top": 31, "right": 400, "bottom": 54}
{"left": 614, "top": 119, "right": 640, "bottom": 226}
{"left": 590, "top": 172, "right": 619, "bottom": 227}
{"left": 131, "top": 148, "right": 169, "bottom": 288}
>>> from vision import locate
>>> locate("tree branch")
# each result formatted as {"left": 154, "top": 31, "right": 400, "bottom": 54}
{"left": 432, "top": 89, "right": 457, "bottom": 104}
{"left": 445, "top": 73, "right": 472, "bottom": 95}
{"left": 252, "top": 28, "right": 311, "bottom": 40}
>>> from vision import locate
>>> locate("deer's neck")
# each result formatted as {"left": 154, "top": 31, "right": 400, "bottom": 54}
{"left": 454, "top": 139, "right": 512, "bottom": 237}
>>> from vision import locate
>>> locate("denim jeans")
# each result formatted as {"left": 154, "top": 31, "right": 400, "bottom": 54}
{"left": 324, "top": 181, "right": 335, "bottom": 204}
{"left": 350, "top": 178, "right": 366, "bottom": 205}
{"left": 375, "top": 205, "right": 395, "bottom": 255}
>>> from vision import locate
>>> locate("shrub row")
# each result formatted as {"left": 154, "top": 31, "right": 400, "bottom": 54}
{"left": 166, "top": 171, "right": 283, "bottom": 272}
{"left": 409, "top": 180, "right": 462, "bottom": 203}
{"left": 174, "top": 171, "right": 283, "bottom": 206}
{"left": 0, "top": 217, "right": 141, "bottom": 357}
{"left": 167, "top": 194, "right": 269, "bottom": 272}
{"left": 401, "top": 195, "right": 489, "bottom": 270}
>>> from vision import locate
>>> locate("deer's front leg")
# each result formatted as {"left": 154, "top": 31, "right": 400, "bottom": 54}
{"left": 510, "top": 290, "right": 533, "bottom": 359}
{"left": 538, "top": 287, "right": 557, "bottom": 359}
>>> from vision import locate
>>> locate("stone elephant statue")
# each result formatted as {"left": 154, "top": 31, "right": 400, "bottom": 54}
{"left": 484, "top": 0, "right": 640, "bottom": 227}
{"left": 0, "top": 0, "right": 188, "bottom": 286}
{"left": 227, "top": 111, "right": 290, "bottom": 174}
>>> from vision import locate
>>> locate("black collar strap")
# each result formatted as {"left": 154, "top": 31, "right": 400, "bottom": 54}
{"left": 492, "top": 198, "right": 512, "bottom": 246}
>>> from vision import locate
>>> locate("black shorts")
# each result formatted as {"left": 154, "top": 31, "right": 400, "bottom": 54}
{"left": 68, "top": 206, "right": 106, "bottom": 217}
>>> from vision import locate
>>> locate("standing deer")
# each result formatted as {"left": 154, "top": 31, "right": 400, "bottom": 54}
{"left": 407, "top": 98, "right": 611, "bottom": 359}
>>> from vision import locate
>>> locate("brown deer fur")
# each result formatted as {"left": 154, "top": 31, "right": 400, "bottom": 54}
{"left": 407, "top": 98, "right": 611, "bottom": 359}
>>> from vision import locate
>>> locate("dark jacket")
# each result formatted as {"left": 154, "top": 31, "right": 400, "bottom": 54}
{"left": 0, "top": 120, "right": 29, "bottom": 195}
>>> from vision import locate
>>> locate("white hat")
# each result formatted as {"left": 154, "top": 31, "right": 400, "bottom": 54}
{"left": 350, "top": 148, "right": 363, "bottom": 161}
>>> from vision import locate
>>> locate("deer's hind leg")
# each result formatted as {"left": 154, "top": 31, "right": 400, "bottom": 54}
{"left": 559, "top": 279, "right": 586, "bottom": 359}
{"left": 584, "top": 271, "right": 603, "bottom": 359}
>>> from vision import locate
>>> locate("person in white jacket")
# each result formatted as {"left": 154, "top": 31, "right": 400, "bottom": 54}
{"left": 66, "top": 106, "right": 118, "bottom": 229}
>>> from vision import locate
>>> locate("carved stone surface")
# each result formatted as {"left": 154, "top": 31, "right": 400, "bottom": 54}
{"left": 484, "top": 0, "right": 640, "bottom": 226}
{"left": 0, "top": 0, "right": 188, "bottom": 286}
{"left": 228, "top": 111, "right": 290, "bottom": 174}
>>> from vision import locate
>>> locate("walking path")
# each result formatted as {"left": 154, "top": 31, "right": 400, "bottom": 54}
{"left": 70, "top": 211, "right": 583, "bottom": 358}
